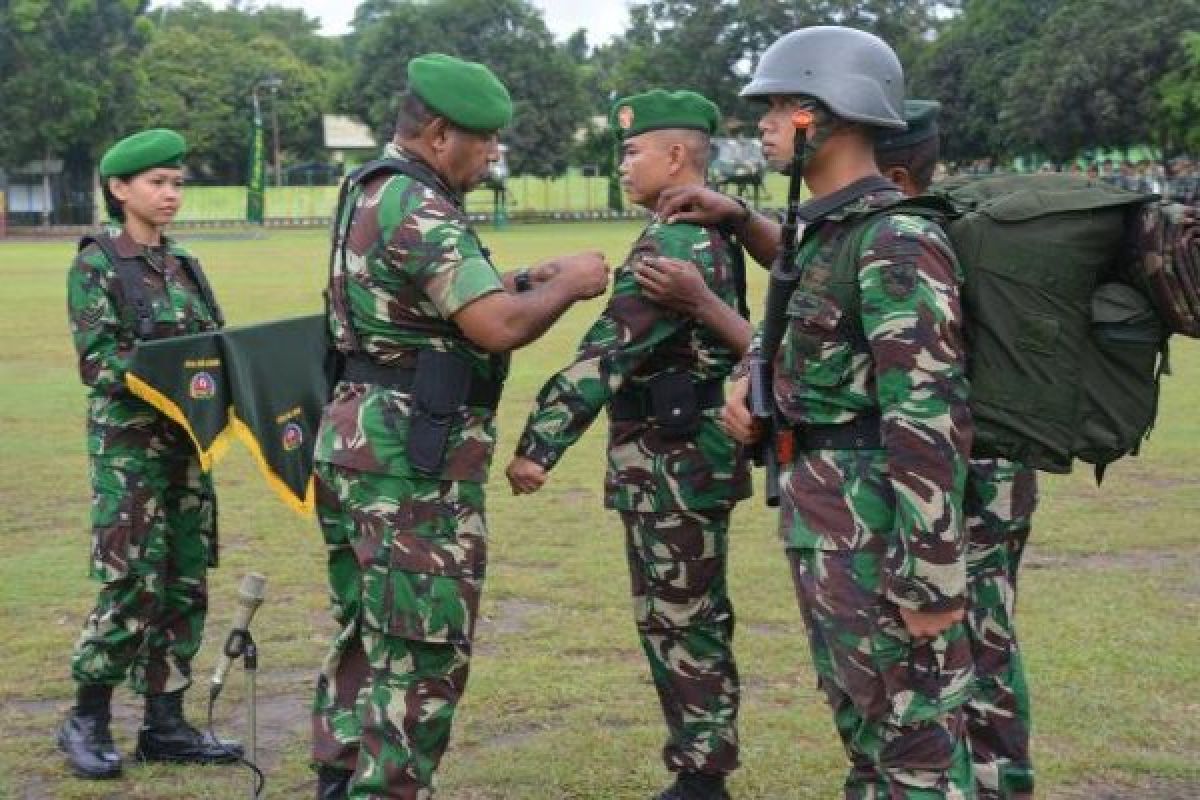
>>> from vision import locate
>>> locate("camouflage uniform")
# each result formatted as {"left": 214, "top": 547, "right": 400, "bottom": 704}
{"left": 516, "top": 221, "right": 752, "bottom": 776}
{"left": 311, "top": 144, "right": 506, "bottom": 799}
{"left": 963, "top": 458, "right": 1037, "bottom": 799}
{"left": 66, "top": 230, "right": 221, "bottom": 695}
{"left": 764, "top": 190, "right": 975, "bottom": 798}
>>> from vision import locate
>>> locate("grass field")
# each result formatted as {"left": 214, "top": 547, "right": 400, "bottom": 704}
{"left": 0, "top": 224, "right": 1197, "bottom": 800}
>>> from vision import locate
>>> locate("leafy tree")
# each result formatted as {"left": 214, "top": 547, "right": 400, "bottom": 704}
{"left": 0, "top": 0, "right": 150, "bottom": 169}
{"left": 1159, "top": 31, "right": 1200, "bottom": 153}
{"left": 913, "top": 0, "right": 1062, "bottom": 161}
{"left": 346, "top": 0, "right": 585, "bottom": 177}
{"left": 134, "top": 2, "right": 339, "bottom": 182}
{"left": 1002, "top": 0, "right": 1200, "bottom": 160}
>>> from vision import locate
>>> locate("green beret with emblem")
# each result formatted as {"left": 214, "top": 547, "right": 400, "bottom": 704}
{"left": 875, "top": 100, "right": 940, "bottom": 152}
{"left": 610, "top": 89, "right": 720, "bottom": 141}
{"left": 407, "top": 53, "right": 513, "bottom": 131}
{"left": 100, "top": 129, "right": 187, "bottom": 179}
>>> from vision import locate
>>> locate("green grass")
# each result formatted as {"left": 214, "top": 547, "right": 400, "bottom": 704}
{"left": 0, "top": 226, "right": 1197, "bottom": 799}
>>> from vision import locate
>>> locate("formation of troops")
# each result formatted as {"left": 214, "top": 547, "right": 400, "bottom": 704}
{"left": 62, "top": 22, "right": 1134, "bottom": 800}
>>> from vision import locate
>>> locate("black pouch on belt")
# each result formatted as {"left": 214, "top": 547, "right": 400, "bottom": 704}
{"left": 648, "top": 371, "right": 701, "bottom": 438}
{"left": 407, "top": 349, "right": 472, "bottom": 475}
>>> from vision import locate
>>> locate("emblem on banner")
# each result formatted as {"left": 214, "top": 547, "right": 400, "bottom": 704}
{"left": 189, "top": 371, "right": 217, "bottom": 400}
{"left": 282, "top": 422, "right": 304, "bottom": 452}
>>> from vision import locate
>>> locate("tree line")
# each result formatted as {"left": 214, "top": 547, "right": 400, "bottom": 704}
{"left": 0, "top": 0, "right": 1197, "bottom": 186}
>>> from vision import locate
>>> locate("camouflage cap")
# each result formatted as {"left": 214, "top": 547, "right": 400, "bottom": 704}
{"left": 99, "top": 129, "right": 187, "bottom": 179}
{"left": 875, "top": 100, "right": 940, "bottom": 152}
{"left": 610, "top": 89, "right": 720, "bottom": 141}
{"left": 407, "top": 53, "right": 513, "bottom": 132}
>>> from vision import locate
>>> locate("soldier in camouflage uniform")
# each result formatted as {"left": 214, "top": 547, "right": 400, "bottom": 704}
{"left": 660, "top": 28, "right": 975, "bottom": 798}
{"left": 876, "top": 101, "right": 1039, "bottom": 800}
{"left": 310, "top": 54, "right": 609, "bottom": 800}
{"left": 59, "top": 129, "right": 241, "bottom": 780}
{"left": 506, "top": 90, "right": 751, "bottom": 800}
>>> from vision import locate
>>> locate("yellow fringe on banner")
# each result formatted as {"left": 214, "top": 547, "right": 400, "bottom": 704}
{"left": 229, "top": 414, "right": 316, "bottom": 518}
{"left": 126, "top": 372, "right": 235, "bottom": 471}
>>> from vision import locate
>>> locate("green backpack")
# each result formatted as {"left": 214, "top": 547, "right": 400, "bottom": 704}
{"left": 835, "top": 174, "right": 1166, "bottom": 478}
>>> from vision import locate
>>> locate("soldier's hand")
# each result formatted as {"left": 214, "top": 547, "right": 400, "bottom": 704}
{"left": 558, "top": 251, "right": 611, "bottom": 300}
{"left": 898, "top": 606, "right": 964, "bottom": 639}
{"left": 634, "top": 256, "right": 710, "bottom": 315}
{"left": 657, "top": 186, "right": 744, "bottom": 228}
{"left": 721, "top": 376, "right": 764, "bottom": 445}
{"left": 506, "top": 456, "right": 548, "bottom": 495}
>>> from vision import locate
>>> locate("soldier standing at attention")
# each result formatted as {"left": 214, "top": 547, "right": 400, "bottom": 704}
{"left": 310, "top": 54, "right": 609, "bottom": 800}
{"left": 659, "top": 27, "right": 975, "bottom": 798}
{"left": 875, "top": 101, "right": 1038, "bottom": 800}
{"left": 60, "top": 129, "right": 242, "bottom": 779}
{"left": 505, "top": 89, "right": 751, "bottom": 800}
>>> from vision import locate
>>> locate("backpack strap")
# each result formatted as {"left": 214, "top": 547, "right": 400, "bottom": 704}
{"left": 79, "top": 232, "right": 156, "bottom": 340}
{"left": 713, "top": 226, "right": 750, "bottom": 319}
{"left": 173, "top": 249, "right": 224, "bottom": 328}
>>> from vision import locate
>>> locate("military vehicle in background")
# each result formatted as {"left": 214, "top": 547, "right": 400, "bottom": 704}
{"left": 709, "top": 136, "right": 768, "bottom": 206}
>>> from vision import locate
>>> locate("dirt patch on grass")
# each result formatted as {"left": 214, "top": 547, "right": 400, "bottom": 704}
{"left": 476, "top": 599, "right": 552, "bottom": 637}
{"left": 1025, "top": 549, "right": 1195, "bottom": 572}
{"left": 1051, "top": 776, "right": 1200, "bottom": 799}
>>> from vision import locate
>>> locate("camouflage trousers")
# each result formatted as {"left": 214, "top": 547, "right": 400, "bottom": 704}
{"left": 786, "top": 547, "right": 975, "bottom": 799}
{"left": 311, "top": 462, "right": 486, "bottom": 800}
{"left": 619, "top": 509, "right": 740, "bottom": 776}
{"left": 70, "top": 454, "right": 215, "bottom": 694}
{"left": 962, "top": 459, "right": 1038, "bottom": 800}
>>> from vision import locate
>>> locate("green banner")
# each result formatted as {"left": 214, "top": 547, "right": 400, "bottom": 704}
{"left": 247, "top": 102, "right": 266, "bottom": 224}
{"left": 127, "top": 315, "right": 329, "bottom": 516}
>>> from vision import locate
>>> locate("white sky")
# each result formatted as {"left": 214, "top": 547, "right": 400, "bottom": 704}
{"left": 154, "top": 0, "right": 631, "bottom": 42}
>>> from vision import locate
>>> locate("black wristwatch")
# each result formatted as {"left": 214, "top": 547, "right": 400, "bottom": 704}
{"left": 514, "top": 267, "right": 533, "bottom": 293}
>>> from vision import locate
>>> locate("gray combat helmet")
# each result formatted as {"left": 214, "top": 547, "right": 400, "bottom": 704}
{"left": 740, "top": 26, "right": 906, "bottom": 130}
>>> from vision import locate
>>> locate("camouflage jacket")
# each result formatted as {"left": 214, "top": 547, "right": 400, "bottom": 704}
{"left": 67, "top": 229, "right": 221, "bottom": 463}
{"left": 315, "top": 144, "right": 507, "bottom": 483}
{"left": 756, "top": 188, "right": 972, "bottom": 609}
{"left": 516, "top": 221, "right": 752, "bottom": 512}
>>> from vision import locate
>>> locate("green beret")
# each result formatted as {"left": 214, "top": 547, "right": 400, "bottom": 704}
{"left": 407, "top": 53, "right": 512, "bottom": 132}
{"left": 99, "top": 129, "right": 187, "bottom": 179}
{"left": 875, "top": 100, "right": 940, "bottom": 152}
{"left": 610, "top": 89, "right": 720, "bottom": 141}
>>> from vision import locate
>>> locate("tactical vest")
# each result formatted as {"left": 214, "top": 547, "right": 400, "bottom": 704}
{"left": 826, "top": 174, "right": 1176, "bottom": 479}
{"left": 324, "top": 157, "right": 507, "bottom": 385}
{"left": 78, "top": 232, "right": 224, "bottom": 340}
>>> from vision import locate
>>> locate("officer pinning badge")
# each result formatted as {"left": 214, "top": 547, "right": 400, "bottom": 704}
{"left": 189, "top": 371, "right": 216, "bottom": 400}
{"left": 617, "top": 105, "right": 635, "bottom": 130}
{"left": 282, "top": 422, "right": 304, "bottom": 452}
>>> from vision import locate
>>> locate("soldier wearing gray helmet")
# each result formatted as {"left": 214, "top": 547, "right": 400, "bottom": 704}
{"left": 658, "top": 27, "right": 974, "bottom": 798}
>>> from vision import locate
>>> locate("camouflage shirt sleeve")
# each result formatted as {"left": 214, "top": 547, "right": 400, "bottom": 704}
{"left": 515, "top": 227, "right": 695, "bottom": 469}
{"left": 67, "top": 246, "right": 130, "bottom": 396}
{"left": 858, "top": 214, "right": 973, "bottom": 612}
{"left": 385, "top": 191, "right": 504, "bottom": 319}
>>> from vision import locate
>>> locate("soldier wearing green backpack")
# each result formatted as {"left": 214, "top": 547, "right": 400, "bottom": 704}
{"left": 657, "top": 26, "right": 976, "bottom": 798}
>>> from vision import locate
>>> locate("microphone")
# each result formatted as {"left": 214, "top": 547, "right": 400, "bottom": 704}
{"left": 210, "top": 572, "right": 267, "bottom": 700}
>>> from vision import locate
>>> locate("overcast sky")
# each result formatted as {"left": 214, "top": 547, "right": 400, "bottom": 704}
{"left": 156, "top": 0, "right": 632, "bottom": 42}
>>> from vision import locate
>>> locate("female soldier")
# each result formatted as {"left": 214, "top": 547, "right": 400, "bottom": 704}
{"left": 58, "top": 129, "right": 240, "bottom": 779}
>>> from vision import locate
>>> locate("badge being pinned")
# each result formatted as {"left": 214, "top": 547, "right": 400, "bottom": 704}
{"left": 617, "top": 105, "right": 635, "bottom": 131}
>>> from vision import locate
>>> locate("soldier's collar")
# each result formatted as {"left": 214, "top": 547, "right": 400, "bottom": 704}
{"left": 822, "top": 188, "right": 906, "bottom": 222}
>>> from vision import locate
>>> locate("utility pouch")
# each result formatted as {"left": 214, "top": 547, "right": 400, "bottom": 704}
{"left": 648, "top": 371, "right": 700, "bottom": 438}
{"left": 407, "top": 349, "right": 472, "bottom": 475}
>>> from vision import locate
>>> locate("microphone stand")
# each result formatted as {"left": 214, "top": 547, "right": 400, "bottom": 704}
{"left": 210, "top": 626, "right": 265, "bottom": 800}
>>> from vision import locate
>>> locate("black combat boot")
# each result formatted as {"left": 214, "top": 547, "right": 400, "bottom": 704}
{"left": 57, "top": 684, "right": 123, "bottom": 779}
{"left": 316, "top": 765, "right": 354, "bottom": 800}
{"left": 654, "top": 772, "right": 731, "bottom": 800}
{"left": 134, "top": 689, "right": 243, "bottom": 764}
